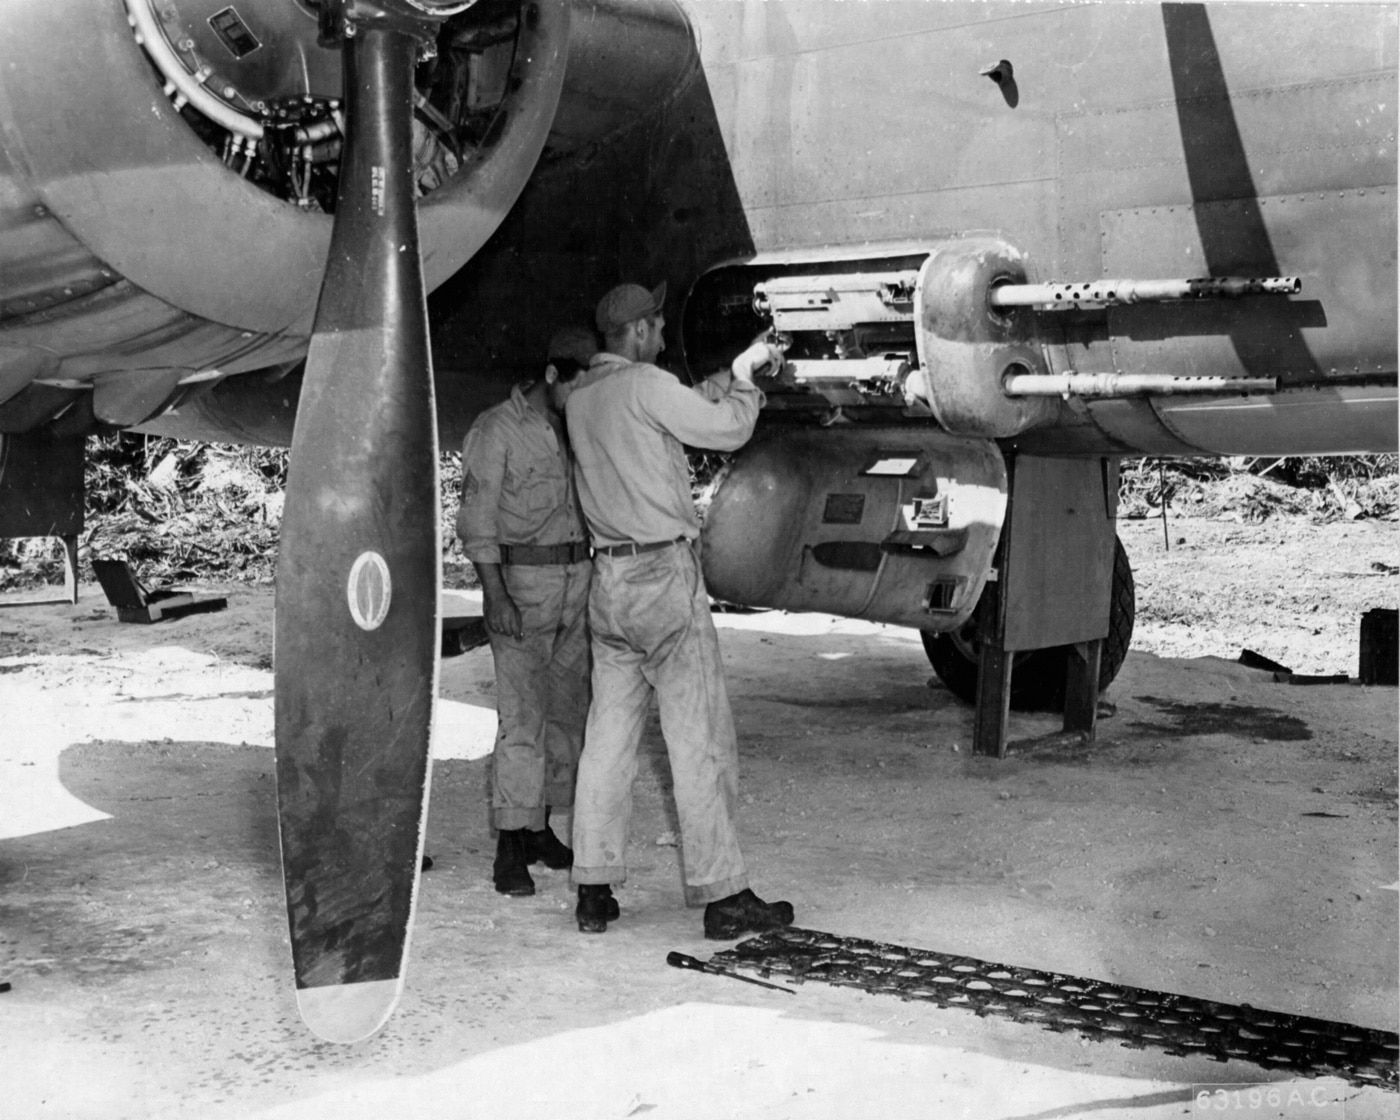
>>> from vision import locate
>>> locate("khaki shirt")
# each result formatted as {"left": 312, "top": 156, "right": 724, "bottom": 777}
{"left": 456, "top": 384, "right": 587, "bottom": 565}
{"left": 564, "top": 353, "right": 764, "bottom": 548}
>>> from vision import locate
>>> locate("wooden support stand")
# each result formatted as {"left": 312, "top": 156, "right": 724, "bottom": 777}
{"left": 972, "top": 455, "right": 1117, "bottom": 758}
{"left": 973, "top": 569, "right": 1014, "bottom": 759}
{"left": 1062, "top": 639, "right": 1103, "bottom": 733}
{"left": 0, "top": 533, "right": 79, "bottom": 607}
{"left": 59, "top": 533, "right": 77, "bottom": 604}
{"left": 0, "top": 431, "right": 86, "bottom": 607}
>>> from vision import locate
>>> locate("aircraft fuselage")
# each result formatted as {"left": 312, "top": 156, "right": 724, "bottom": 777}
{"left": 0, "top": 0, "right": 1394, "bottom": 457}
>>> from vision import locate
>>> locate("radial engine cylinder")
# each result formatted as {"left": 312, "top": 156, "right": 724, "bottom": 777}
{"left": 700, "top": 428, "right": 1006, "bottom": 631}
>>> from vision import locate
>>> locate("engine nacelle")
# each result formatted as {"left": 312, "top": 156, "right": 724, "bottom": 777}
{"left": 0, "top": 0, "right": 570, "bottom": 340}
{"left": 700, "top": 428, "right": 1006, "bottom": 631}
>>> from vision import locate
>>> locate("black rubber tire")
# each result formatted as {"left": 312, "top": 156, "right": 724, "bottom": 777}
{"left": 922, "top": 536, "right": 1136, "bottom": 711}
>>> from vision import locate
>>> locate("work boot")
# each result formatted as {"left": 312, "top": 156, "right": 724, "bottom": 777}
{"left": 492, "top": 829, "right": 535, "bottom": 896}
{"left": 703, "top": 888, "right": 794, "bottom": 940}
{"left": 576, "top": 884, "right": 617, "bottom": 933}
{"left": 525, "top": 827, "right": 573, "bottom": 870}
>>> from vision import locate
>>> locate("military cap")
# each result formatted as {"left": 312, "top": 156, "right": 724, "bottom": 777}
{"left": 547, "top": 326, "right": 599, "bottom": 366}
{"left": 595, "top": 281, "right": 666, "bottom": 334}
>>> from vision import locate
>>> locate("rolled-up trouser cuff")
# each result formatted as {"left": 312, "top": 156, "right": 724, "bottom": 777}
{"left": 494, "top": 807, "right": 547, "bottom": 831}
{"left": 571, "top": 865, "right": 626, "bottom": 888}
{"left": 683, "top": 873, "right": 748, "bottom": 908}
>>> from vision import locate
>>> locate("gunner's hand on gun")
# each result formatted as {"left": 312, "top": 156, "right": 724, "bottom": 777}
{"left": 732, "top": 332, "right": 789, "bottom": 383}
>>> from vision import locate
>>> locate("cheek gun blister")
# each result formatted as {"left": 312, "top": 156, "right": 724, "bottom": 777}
{"left": 691, "top": 244, "right": 1292, "bottom": 438}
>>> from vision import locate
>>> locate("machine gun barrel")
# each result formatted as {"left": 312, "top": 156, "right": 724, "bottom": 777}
{"left": 989, "top": 276, "right": 1301, "bottom": 308}
{"left": 1002, "top": 371, "right": 1278, "bottom": 398}
{"left": 786, "top": 357, "right": 909, "bottom": 383}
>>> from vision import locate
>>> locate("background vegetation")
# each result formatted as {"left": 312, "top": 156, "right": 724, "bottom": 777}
{"left": 0, "top": 433, "right": 1394, "bottom": 592}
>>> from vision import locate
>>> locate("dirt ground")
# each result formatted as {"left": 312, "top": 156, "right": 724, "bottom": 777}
{"left": 0, "top": 514, "right": 1395, "bottom": 1119}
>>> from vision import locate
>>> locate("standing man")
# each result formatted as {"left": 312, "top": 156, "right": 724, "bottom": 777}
{"left": 565, "top": 281, "right": 794, "bottom": 939}
{"left": 457, "top": 327, "right": 596, "bottom": 897}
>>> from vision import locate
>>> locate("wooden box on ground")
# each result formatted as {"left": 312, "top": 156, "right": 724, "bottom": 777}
{"left": 91, "top": 558, "right": 227, "bottom": 624}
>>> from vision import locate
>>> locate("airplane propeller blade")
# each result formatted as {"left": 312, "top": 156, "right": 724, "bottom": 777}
{"left": 273, "top": 10, "right": 443, "bottom": 1044}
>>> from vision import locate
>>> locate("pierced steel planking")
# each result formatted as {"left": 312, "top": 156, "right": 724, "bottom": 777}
{"left": 714, "top": 927, "right": 1398, "bottom": 1091}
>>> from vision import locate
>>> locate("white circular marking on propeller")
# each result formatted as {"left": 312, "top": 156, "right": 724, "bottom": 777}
{"left": 347, "top": 551, "right": 392, "bottom": 631}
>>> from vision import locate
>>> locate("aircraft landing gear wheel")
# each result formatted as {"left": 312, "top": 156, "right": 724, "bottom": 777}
{"left": 922, "top": 536, "right": 1135, "bottom": 711}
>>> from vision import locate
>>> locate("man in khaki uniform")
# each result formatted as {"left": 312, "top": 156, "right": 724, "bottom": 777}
{"left": 458, "top": 327, "right": 598, "bottom": 897}
{"left": 564, "top": 281, "right": 795, "bottom": 938}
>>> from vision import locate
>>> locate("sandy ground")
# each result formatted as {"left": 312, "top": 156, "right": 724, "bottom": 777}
{"left": 0, "top": 515, "right": 1395, "bottom": 1119}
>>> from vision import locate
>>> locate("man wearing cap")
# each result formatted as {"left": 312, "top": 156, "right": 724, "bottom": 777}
{"left": 457, "top": 326, "right": 600, "bottom": 898}
{"left": 564, "top": 280, "right": 795, "bottom": 939}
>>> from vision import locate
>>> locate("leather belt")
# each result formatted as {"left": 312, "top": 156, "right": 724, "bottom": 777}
{"left": 595, "top": 537, "right": 688, "bottom": 558}
{"left": 499, "top": 541, "right": 591, "bottom": 566}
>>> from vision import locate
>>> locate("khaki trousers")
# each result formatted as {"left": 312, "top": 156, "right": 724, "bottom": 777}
{"left": 571, "top": 542, "right": 748, "bottom": 906}
{"left": 486, "top": 559, "right": 591, "bottom": 831}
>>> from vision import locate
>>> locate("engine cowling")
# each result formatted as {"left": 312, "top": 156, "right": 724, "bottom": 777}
{"left": 0, "top": 0, "right": 570, "bottom": 429}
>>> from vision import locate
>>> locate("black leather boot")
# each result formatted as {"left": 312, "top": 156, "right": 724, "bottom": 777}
{"left": 703, "top": 888, "right": 794, "bottom": 940}
{"left": 493, "top": 829, "right": 535, "bottom": 896}
{"left": 576, "top": 884, "right": 615, "bottom": 932}
{"left": 525, "top": 825, "right": 573, "bottom": 870}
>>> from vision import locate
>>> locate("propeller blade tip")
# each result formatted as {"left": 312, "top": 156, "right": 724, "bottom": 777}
{"left": 296, "top": 977, "right": 403, "bottom": 1043}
